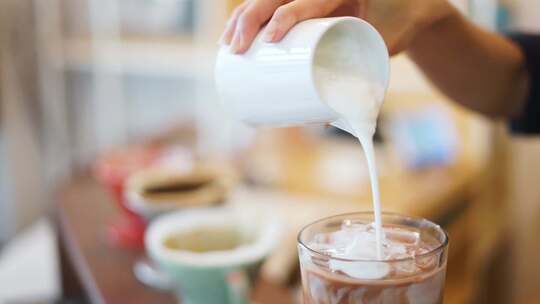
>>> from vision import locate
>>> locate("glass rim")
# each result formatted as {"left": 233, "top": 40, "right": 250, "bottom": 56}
{"left": 297, "top": 211, "right": 449, "bottom": 263}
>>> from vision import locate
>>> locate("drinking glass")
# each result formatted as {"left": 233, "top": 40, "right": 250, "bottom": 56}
{"left": 298, "top": 212, "right": 449, "bottom": 304}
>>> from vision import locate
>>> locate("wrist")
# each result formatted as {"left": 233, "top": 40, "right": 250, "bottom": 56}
{"left": 409, "top": 2, "right": 461, "bottom": 54}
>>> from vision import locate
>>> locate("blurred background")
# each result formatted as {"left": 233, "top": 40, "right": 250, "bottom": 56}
{"left": 0, "top": 0, "right": 539, "bottom": 303}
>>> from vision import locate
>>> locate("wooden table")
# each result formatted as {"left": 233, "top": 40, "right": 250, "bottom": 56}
{"left": 55, "top": 173, "right": 296, "bottom": 304}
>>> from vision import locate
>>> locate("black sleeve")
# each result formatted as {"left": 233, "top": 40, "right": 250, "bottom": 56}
{"left": 509, "top": 34, "right": 540, "bottom": 135}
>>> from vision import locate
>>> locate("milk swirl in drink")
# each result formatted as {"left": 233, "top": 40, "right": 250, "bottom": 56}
{"left": 298, "top": 214, "right": 447, "bottom": 304}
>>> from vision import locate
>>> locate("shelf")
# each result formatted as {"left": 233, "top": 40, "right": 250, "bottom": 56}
{"left": 59, "top": 38, "right": 436, "bottom": 88}
{"left": 60, "top": 36, "right": 217, "bottom": 79}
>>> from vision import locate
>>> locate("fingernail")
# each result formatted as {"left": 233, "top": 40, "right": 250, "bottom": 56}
{"left": 263, "top": 21, "right": 277, "bottom": 42}
{"left": 263, "top": 25, "right": 277, "bottom": 42}
{"left": 230, "top": 32, "right": 243, "bottom": 54}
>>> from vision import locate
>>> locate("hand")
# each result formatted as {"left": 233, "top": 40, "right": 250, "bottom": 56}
{"left": 219, "top": 0, "right": 455, "bottom": 55}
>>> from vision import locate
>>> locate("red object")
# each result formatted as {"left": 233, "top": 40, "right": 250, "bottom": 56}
{"left": 94, "top": 146, "right": 161, "bottom": 249}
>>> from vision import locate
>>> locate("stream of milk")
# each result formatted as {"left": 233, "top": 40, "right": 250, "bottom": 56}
{"left": 315, "top": 66, "right": 386, "bottom": 259}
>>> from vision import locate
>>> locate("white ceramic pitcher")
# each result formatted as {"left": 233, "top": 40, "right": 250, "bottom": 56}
{"left": 215, "top": 17, "right": 389, "bottom": 134}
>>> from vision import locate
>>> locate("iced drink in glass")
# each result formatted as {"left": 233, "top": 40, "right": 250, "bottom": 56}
{"left": 298, "top": 212, "right": 448, "bottom": 304}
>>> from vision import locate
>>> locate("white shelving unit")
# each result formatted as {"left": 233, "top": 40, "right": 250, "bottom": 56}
{"left": 1, "top": 0, "right": 231, "bottom": 245}
{"left": 62, "top": 37, "right": 216, "bottom": 77}
{"left": 37, "top": 0, "right": 229, "bottom": 165}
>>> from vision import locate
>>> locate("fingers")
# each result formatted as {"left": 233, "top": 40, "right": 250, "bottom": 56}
{"left": 219, "top": 2, "right": 249, "bottom": 45}
{"left": 230, "top": 0, "right": 286, "bottom": 53}
{"left": 262, "top": 0, "right": 342, "bottom": 43}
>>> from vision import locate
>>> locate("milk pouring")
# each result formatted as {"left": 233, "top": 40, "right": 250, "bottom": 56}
{"left": 216, "top": 16, "right": 389, "bottom": 260}
{"left": 313, "top": 24, "right": 386, "bottom": 259}
{"left": 216, "top": 16, "right": 449, "bottom": 304}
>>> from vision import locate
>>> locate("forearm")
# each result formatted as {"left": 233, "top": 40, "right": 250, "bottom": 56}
{"left": 408, "top": 7, "right": 528, "bottom": 118}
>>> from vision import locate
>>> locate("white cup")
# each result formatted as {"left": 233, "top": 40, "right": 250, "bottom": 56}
{"left": 215, "top": 17, "right": 389, "bottom": 134}
{"left": 145, "top": 207, "right": 282, "bottom": 304}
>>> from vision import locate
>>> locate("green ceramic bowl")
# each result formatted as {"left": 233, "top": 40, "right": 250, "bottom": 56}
{"left": 146, "top": 207, "right": 281, "bottom": 304}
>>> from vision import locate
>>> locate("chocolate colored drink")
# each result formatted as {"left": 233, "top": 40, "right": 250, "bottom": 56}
{"left": 298, "top": 212, "right": 448, "bottom": 304}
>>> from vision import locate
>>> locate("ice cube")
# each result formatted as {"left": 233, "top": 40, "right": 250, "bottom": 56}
{"left": 341, "top": 220, "right": 370, "bottom": 232}
{"left": 330, "top": 260, "right": 390, "bottom": 280}
{"left": 384, "top": 227, "right": 420, "bottom": 246}
{"left": 393, "top": 259, "right": 418, "bottom": 274}
{"left": 383, "top": 242, "right": 408, "bottom": 260}
{"left": 314, "top": 228, "right": 376, "bottom": 259}
{"left": 310, "top": 232, "right": 350, "bottom": 256}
